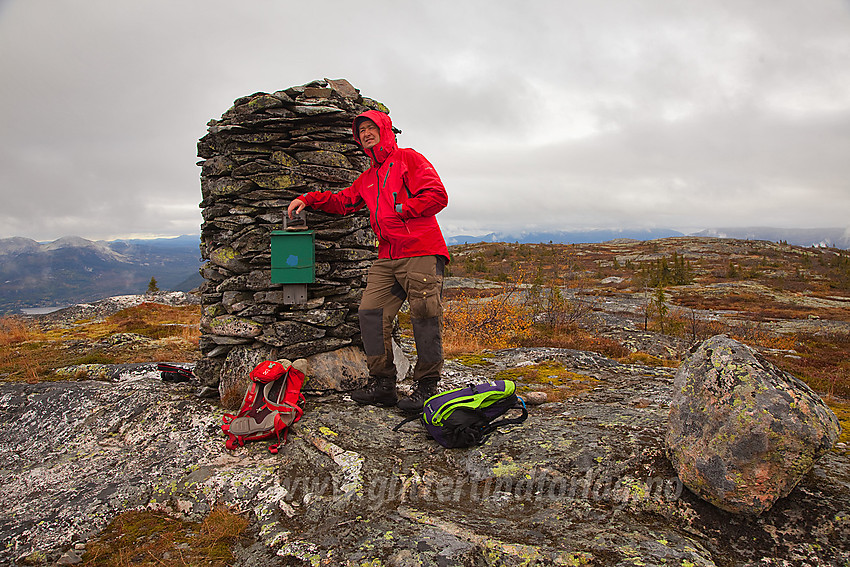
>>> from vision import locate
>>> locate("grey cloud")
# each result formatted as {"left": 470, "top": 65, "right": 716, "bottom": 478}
{"left": 1, "top": 0, "right": 849, "bottom": 240}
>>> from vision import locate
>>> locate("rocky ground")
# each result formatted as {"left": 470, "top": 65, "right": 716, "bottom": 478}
{"left": 2, "top": 344, "right": 848, "bottom": 566}
{"left": 4, "top": 234, "right": 850, "bottom": 565}
{"left": 2, "top": 278, "right": 849, "bottom": 566}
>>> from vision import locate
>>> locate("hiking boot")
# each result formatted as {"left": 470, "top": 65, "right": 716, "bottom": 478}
{"left": 397, "top": 378, "right": 439, "bottom": 414}
{"left": 350, "top": 376, "right": 398, "bottom": 407}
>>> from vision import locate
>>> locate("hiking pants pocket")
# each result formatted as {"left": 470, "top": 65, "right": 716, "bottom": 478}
{"left": 407, "top": 272, "right": 443, "bottom": 319}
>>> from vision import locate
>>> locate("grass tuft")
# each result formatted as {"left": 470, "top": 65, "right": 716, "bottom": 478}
{"left": 82, "top": 505, "right": 249, "bottom": 567}
{"left": 0, "top": 316, "right": 44, "bottom": 346}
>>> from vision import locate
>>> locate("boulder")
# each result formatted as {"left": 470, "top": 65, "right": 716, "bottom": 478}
{"left": 300, "top": 342, "right": 410, "bottom": 391}
{"left": 218, "top": 345, "right": 276, "bottom": 408}
{"left": 666, "top": 334, "right": 841, "bottom": 515}
{"left": 299, "top": 345, "right": 369, "bottom": 391}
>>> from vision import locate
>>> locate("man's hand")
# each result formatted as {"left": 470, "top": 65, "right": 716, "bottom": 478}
{"left": 287, "top": 198, "right": 306, "bottom": 218}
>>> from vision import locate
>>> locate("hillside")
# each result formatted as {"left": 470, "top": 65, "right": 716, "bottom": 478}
{"left": 2, "top": 229, "right": 845, "bottom": 314}
{"left": 444, "top": 236, "right": 850, "bottom": 396}
{"left": 447, "top": 236, "right": 850, "bottom": 306}
{"left": 446, "top": 227, "right": 850, "bottom": 248}
{"left": 4, "top": 235, "right": 847, "bottom": 399}
{"left": 0, "top": 235, "right": 203, "bottom": 313}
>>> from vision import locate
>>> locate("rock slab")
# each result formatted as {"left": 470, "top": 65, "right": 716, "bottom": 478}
{"left": 666, "top": 334, "right": 841, "bottom": 514}
{"left": 3, "top": 347, "right": 850, "bottom": 565}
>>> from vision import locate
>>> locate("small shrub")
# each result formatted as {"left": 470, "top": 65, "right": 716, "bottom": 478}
{"left": 0, "top": 316, "right": 42, "bottom": 346}
{"left": 443, "top": 283, "right": 533, "bottom": 355}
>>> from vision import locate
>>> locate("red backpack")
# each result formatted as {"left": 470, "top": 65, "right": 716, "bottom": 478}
{"left": 222, "top": 360, "right": 306, "bottom": 453}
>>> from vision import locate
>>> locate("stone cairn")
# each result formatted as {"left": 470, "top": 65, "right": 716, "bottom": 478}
{"left": 195, "top": 79, "right": 386, "bottom": 403}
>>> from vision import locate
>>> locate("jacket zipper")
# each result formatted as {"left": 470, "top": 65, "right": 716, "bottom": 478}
{"left": 373, "top": 162, "right": 394, "bottom": 257}
{"left": 373, "top": 168, "right": 383, "bottom": 242}
{"left": 380, "top": 164, "right": 410, "bottom": 238}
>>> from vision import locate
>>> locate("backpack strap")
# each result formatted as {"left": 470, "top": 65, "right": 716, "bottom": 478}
{"left": 222, "top": 420, "right": 243, "bottom": 450}
{"left": 264, "top": 400, "right": 304, "bottom": 423}
{"left": 479, "top": 398, "right": 528, "bottom": 438}
{"left": 392, "top": 414, "right": 422, "bottom": 432}
{"left": 268, "top": 411, "right": 293, "bottom": 454}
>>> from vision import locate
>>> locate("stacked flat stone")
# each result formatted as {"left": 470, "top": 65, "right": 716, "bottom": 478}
{"left": 195, "top": 79, "right": 386, "bottom": 391}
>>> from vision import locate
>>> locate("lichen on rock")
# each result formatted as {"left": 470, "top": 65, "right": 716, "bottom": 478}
{"left": 666, "top": 334, "right": 841, "bottom": 515}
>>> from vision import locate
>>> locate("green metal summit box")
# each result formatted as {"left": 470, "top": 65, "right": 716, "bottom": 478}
{"left": 270, "top": 230, "right": 316, "bottom": 284}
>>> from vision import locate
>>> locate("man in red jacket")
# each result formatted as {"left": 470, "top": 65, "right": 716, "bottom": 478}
{"left": 287, "top": 110, "right": 449, "bottom": 413}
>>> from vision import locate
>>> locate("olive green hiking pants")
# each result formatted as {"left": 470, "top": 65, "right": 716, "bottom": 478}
{"left": 358, "top": 255, "right": 445, "bottom": 382}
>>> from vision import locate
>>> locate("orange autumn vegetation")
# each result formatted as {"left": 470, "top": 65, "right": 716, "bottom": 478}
{"left": 0, "top": 304, "right": 200, "bottom": 382}
{"left": 441, "top": 278, "right": 631, "bottom": 361}
{"left": 0, "top": 316, "right": 44, "bottom": 346}
{"left": 443, "top": 285, "right": 533, "bottom": 355}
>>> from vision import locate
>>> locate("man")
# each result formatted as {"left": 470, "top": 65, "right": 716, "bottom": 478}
{"left": 287, "top": 110, "right": 449, "bottom": 414}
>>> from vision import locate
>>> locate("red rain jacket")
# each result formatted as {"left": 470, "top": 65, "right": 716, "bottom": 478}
{"left": 298, "top": 110, "right": 449, "bottom": 261}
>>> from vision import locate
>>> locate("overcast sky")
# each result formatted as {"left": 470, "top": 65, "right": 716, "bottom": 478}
{"left": 1, "top": 0, "right": 849, "bottom": 242}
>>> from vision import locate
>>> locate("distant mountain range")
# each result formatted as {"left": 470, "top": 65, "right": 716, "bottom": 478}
{"left": 0, "top": 235, "right": 203, "bottom": 313}
{"left": 445, "top": 228, "right": 685, "bottom": 246}
{"left": 1, "top": 227, "right": 846, "bottom": 313}
{"left": 446, "top": 227, "right": 850, "bottom": 249}
{"left": 689, "top": 227, "right": 850, "bottom": 249}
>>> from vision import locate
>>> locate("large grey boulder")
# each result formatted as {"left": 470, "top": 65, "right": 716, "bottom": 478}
{"left": 298, "top": 341, "right": 409, "bottom": 391}
{"left": 666, "top": 334, "right": 841, "bottom": 515}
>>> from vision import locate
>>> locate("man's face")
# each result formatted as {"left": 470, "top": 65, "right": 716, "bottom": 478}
{"left": 358, "top": 119, "right": 380, "bottom": 150}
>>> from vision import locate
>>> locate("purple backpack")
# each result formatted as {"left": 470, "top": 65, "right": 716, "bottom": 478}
{"left": 395, "top": 380, "right": 528, "bottom": 448}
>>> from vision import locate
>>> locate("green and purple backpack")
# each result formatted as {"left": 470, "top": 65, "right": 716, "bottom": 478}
{"left": 395, "top": 380, "right": 528, "bottom": 448}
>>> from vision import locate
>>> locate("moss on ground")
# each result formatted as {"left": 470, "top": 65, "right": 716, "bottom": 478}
{"left": 82, "top": 506, "right": 248, "bottom": 566}
{"left": 826, "top": 399, "right": 850, "bottom": 446}
{"left": 452, "top": 353, "right": 496, "bottom": 367}
{"left": 496, "top": 360, "right": 598, "bottom": 401}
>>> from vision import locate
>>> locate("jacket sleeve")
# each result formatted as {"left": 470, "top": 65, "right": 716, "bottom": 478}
{"left": 299, "top": 176, "right": 366, "bottom": 215}
{"left": 398, "top": 150, "right": 448, "bottom": 220}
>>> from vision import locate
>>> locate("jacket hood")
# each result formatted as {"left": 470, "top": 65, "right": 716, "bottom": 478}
{"left": 353, "top": 110, "right": 397, "bottom": 166}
